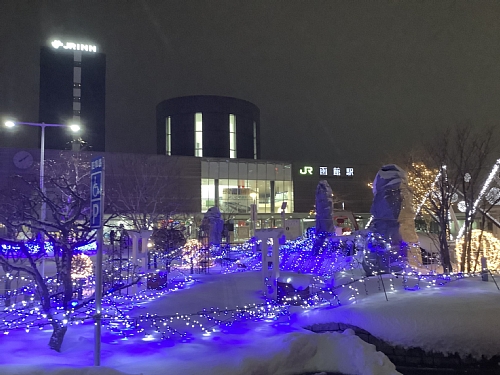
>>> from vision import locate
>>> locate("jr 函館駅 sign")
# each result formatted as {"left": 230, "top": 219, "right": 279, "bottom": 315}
{"left": 298, "top": 165, "right": 354, "bottom": 178}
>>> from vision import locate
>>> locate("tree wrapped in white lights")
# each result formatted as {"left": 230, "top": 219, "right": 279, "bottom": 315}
{"left": 406, "top": 123, "right": 497, "bottom": 273}
{"left": 456, "top": 159, "right": 500, "bottom": 272}
{"left": 456, "top": 229, "right": 500, "bottom": 272}
{"left": 451, "top": 125, "right": 498, "bottom": 273}
{"left": 407, "top": 162, "right": 439, "bottom": 216}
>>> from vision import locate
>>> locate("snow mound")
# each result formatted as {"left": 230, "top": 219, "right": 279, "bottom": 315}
{"left": 235, "top": 329, "right": 400, "bottom": 375}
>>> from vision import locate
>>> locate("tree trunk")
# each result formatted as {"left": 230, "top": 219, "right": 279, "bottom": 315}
{"left": 1, "top": 264, "right": 12, "bottom": 306}
{"left": 473, "top": 214, "right": 487, "bottom": 272}
{"left": 4, "top": 275, "right": 12, "bottom": 306}
{"left": 460, "top": 224, "right": 468, "bottom": 272}
{"left": 439, "top": 228, "right": 452, "bottom": 273}
{"left": 466, "top": 228, "right": 473, "bottom": 273}
{"left": 437, "top": 208, "right": 453, "bottom": 274}
{"left": 49, "top": 321, "right": 68, "bottom": 352}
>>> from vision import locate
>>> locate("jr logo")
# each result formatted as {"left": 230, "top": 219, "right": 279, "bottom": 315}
{"left": 299, "top": 166, "right": 313, "bottom": 175}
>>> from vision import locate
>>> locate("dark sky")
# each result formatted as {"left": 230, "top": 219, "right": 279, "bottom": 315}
{"left": 1, "top": 1, "right": 500, "bottom": 165}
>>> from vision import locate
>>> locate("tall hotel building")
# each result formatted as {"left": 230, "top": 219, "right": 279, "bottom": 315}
{"left": 39, "top": 40, "right": 106, "bottom": 151}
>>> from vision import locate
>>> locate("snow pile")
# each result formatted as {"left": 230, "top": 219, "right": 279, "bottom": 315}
{"left": 235, "top": 329, "right": 399, "bottom": 375}
{"left": 0, "top": 326, "right": 400, "bottom": 375}
{"left": 3, "top": 269, "right": 500, "bottom": 374}
{"left": 295, "top": 276, "right": 500, "bottom": 359}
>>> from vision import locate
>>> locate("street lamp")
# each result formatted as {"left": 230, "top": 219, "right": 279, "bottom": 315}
{"left": 4, "top": 121, "right": 81, "bottom": 272}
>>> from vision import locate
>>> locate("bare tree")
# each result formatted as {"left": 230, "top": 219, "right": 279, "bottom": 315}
{"left": 0, "top": 152, "right": 95, "bottom": 351}
{"left": 448, "top": 124, "right": 496, "bottom": 272}
{"left": 470, "top": 159, "right": 500, "bottom": 272}
{"left": 407, "top": 123, "right": 497, "bottom": 273}
{"left": 0, "top": 152, "right": 132, "bottom": 351}
{"left": 107, "top": 154, "right": 182, "bottom": 231}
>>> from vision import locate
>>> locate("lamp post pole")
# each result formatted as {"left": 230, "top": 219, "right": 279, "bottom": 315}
{"left": 40, "top": 123, "right": 46, "bottom": 223}
{"left": 4, "top": 121, "right": 81, "bottom": 275}
{"left": 39, "top": 124, "right": 47, "bottom": 277}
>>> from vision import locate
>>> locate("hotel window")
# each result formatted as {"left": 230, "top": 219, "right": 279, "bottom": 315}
{"left": 73, "top": 67, "right": 81, "bottom": 84}
{"left": 253, "top": 121, "right": 257, "bottom": 159}
{"left": 165, "top": 116, "right": 171, "bottom": 155}
{"left": 229, "top": 114, "right": 237, "bottom": 158}
{"left": 195, "top": 112, "right": 203, "bottom": 157}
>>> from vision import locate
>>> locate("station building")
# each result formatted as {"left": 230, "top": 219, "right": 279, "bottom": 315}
{"left": 155, "top": 95, "right": 373, "bottom": 239}
{"left": 0, "top": 95, "right": 375, "bottom": 241}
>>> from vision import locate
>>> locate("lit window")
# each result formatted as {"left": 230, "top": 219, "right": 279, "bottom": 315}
{"left": 229, "top": 114, "right": 237, "bottom": 158}
{"left": 166, "top": 116, "right": 171, "bottom": 155}
{"left": 73, "top": 67, "right": 81, "bottom": 84}
{"left": 195, "top": 113, "right": 203, "bottom": 157}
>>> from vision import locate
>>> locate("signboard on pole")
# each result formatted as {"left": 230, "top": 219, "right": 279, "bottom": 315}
{"left": 90, "top": 156, "right": 104, "bottom": 366}
{"left": 90, "top": 157, "right": 104, "bottom": 229}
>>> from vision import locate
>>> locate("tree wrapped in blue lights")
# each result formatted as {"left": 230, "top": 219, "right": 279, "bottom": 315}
{"left": 0, "top": 152, "right": 108, "bottom": 351}
{"left": 312, "top": 180, "right": 335, "bottom": 255}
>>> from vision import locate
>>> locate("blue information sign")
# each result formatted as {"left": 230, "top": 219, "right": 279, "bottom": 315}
{"left": 90, "top": 157, "right": 104, "bottom": 229}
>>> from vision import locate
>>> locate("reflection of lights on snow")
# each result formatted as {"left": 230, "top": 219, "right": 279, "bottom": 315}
{"left": 457, "top": 201, "right": 466, "bottom": 212}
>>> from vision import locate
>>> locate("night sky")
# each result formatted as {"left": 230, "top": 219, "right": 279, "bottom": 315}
{"left": 1, "top": 1, "right": 500, "bottom": 166}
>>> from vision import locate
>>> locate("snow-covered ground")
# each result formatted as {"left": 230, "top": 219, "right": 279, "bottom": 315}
{"left": 0, "top": 250, "right": 500, "bottom": 375}
{"left": 1, "top": 265, "right": 500, "bottom": 375}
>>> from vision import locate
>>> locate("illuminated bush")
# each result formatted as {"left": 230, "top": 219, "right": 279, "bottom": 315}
{"left": 71, "top": 253, "right": 94, "bottom": 279}
{"left": 455, "top": 229, "right": 500, "bottom": 271}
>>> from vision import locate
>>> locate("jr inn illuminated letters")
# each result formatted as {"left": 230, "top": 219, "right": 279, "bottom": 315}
{"left": 51, "top": 40, "right": 97, "bottom": 53}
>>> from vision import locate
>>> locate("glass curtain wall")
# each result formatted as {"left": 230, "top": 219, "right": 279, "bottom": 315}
{"left": 201, "top": 159, "right": 293, "bottom": 240}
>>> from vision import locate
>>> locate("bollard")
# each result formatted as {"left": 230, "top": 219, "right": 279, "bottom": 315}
{"left": 481, "top": 257, "right": 488, "bottom": 282}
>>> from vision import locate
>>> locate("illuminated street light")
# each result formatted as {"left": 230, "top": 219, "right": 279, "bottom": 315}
{"left": 4, "top": 120, "right": 81, "bottom": 275}
{"left": 69, "top": 124, "right": 81, "bottom": 132}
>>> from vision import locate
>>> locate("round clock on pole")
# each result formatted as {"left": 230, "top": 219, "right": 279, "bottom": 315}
{"left": 13, "top": 150, "right": 34, "bottom": 169}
